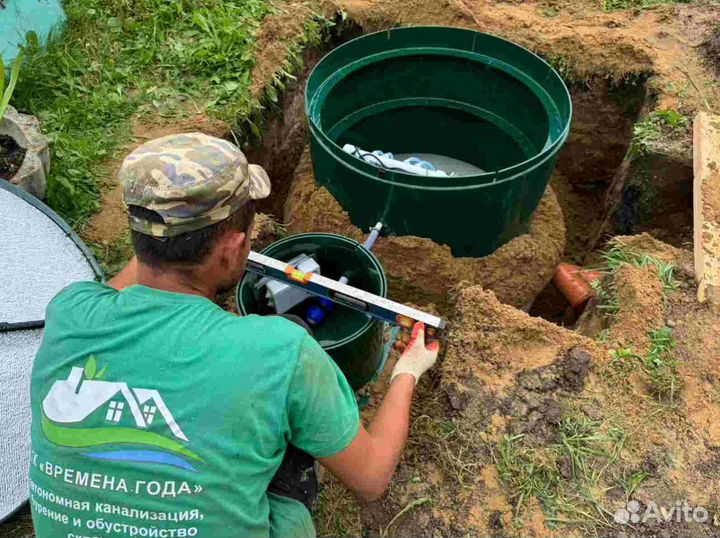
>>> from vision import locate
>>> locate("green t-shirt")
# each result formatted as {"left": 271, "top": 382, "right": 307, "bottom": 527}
{"left": 29, "top": 281, "right": 359, "bottom": 538}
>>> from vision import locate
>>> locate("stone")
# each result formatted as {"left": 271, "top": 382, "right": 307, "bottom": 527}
{"left": 0, "top": 105, "right": 50, "bottom": 198}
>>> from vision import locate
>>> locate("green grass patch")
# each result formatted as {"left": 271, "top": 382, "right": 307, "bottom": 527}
{"left": 644, "top": 327, "right": 681, "bottom": 405}
{"left": 496, "top": 415, "right": 626, "bottom": 531}
{"left": 630, "top": 109, "right": 689, "bottom": 158}
{"left": 602, "top": 0, "right": 693, "bottom": 12}
{"left": 605, "top": 328, "right": 680, "bottom": 405}
{"left": 619, "top": 469, "right": 650, "bottom": 501}
{"left": 590, "top": 239, "right": 678, "bottom": 320}
{"left": 12, "top": 0, "right": 277, "bottom": 227}
{"left": 602, "top": 240, "right": 678, "bottom": 293}
{"left": 608, "top": 347, "right": 641, "bottom": 374}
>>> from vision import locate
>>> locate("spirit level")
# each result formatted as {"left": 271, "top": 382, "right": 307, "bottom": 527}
{"left": 246, "top": 251, "right": 447, "bottom": 338}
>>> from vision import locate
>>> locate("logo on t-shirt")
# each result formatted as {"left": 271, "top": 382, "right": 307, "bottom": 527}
{"left": 41, "top": 356, "right": 203, "bottom": 472}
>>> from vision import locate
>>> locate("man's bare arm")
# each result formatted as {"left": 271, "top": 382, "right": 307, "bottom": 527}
{"left": 319, "top": 323, "right": 439, "bottom": 501}
{"left": 319, "top": 375, "right": 415, "bottom": 501}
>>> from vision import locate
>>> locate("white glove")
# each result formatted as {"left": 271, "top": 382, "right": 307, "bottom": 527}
{"left": 391, "top": 322, "right": 440, "bottom": 385}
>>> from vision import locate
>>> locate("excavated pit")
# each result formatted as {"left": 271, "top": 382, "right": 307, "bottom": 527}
{"left": 242, "top": 48, "right": 696, "bottom": 317}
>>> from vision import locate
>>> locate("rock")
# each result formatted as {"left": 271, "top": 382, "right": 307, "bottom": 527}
{"left": 0, "top": 105, "right": 50, "bottom": 199}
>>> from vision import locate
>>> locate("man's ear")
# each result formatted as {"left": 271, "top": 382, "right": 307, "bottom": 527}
{"left": 219, "top": 229, "right": 247, "bottom": 265}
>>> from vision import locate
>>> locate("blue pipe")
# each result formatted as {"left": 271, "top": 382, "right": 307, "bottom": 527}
{"left": 306, "top": 223, "right": 383, "bottom": 326}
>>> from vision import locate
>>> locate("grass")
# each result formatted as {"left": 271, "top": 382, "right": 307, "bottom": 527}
{"left": 630, "top": 109, "right": 690, "bottom": 158}
{"left": 495, "top": 414, "right": 626, "bottom": 531}
{"left": 11, "top": 0, "right": 332, "bottom": 229}
{"left": 608, "top": 347, "right": 641, "bottom": 371}
{"left": 605, "top": 328, "right": 680, "bottom": 404}
{"left": 602, "top": 0, "right": 693, "bottom": 11}
{"left": 313, "top": 475, "right": 362, "bottom": 538}
{"left": 0, "top": 51, "right": 23, "bottom": 119}
{"left": 590, "top": 239, "right": 678, "bottom": 322}
{"left": 545, "top": 54, "right": 579, "bottom": 82}
{"left": 619, "top": 470, "right": 650, "bottom": 501}
{"left": 593, "top": 241, "right": 681, "bottom": 405}
{"left": 89, "top": 228, "right": 133, "bottom": 278}
{"left": 644, "top": 327, "right": 681, "bottom": 404}
{"left": 591, "top": 279, "right": 620, "bottom": 317}
{"left": 602, "top": 240, "right": 678, "bottom": 293}
{"left": 13, "top": 0, "right": 271, "bottom": 226}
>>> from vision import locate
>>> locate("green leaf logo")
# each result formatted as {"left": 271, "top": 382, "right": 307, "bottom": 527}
{"left": 84, "top": 356, "right": 97, "bottom": 380}
{"left": 95, "top": 365, "right": 108, "bottom": 380}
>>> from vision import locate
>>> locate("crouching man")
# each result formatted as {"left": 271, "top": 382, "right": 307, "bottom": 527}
{"left": 30, "top": 133, "right": 439, "bottom": 538}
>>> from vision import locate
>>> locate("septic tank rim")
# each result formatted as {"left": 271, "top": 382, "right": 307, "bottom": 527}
{"left": 305, "top": 26, "right": 572, "bottom": 186}
{"left": 236, "top": 232, "right": 388, "bottom": 350}
{"left": 0, "top": 179, "right": 104, "bottom": 331}
{"left": 310, "top": 48, "right": 564, "bottom": 171}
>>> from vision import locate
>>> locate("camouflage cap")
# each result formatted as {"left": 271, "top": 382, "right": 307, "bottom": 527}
{"left": 119, "top": 132, "right": 270, "bottom": 238}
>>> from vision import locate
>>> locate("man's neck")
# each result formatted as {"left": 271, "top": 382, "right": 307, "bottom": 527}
{"left": 136, "top": 262, "right": 217, "bottom": 300}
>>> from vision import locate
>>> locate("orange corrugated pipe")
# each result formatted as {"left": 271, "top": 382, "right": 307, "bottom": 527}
{"left": 554, "top": 263, "right": 602, "bottom": 313}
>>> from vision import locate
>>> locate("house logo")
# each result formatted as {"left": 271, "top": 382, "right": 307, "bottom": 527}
{"left": 41, "top": 357, "right": 202, "bottom": 472}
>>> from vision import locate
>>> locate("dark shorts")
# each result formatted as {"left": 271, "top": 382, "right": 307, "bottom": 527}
{"left": 267, "top": 314, "right": 319, "bottom": 512}
{"left": 267, "top": 444, "right": 319, "bottom": 512}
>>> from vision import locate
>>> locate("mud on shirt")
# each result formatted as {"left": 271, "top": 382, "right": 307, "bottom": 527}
{"left": 29, "top": 282, "right": 360, "bottom": 538}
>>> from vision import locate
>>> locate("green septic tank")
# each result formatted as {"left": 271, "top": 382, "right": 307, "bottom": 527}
{"left": 306, "top": 27, "right": 572, "bottom": 257}
{"left": 237, "top": 233, "right": 387, "bottom": 390}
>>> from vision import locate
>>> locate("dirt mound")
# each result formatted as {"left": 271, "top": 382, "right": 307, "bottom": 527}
{"left": 285, "top": 149, "right": 565, "bottom": 312}
{"left": 248, "top": 1, "right": 336, "bottom": 101}
{"left": 335, "top": 0, "right": 720, "bottom": 114}
{"left": 608, "top": 264, "right": 666, "bottom": 353}
{"left": 440, "top": 287, "right": 604, "bottom": 418}
{"left": 354, "top": 286, "right": 604, "bottom": 537}
{"left": 350, "top": 251, "right": 720, "bottom": 538}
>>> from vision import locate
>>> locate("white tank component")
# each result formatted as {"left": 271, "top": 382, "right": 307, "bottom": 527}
{"left": 343, "top": 144, "right": 451, "bottom": 177}
{"left": 260, "top": 254, "right": 321, "bottom": 314}
{"left": 395, "top": 153, "right": 486, "bottom": 176}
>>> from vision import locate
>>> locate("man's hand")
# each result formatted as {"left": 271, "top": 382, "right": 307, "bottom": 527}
{"left": 391, "top": 322, "right": 440, "bottom": 385}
